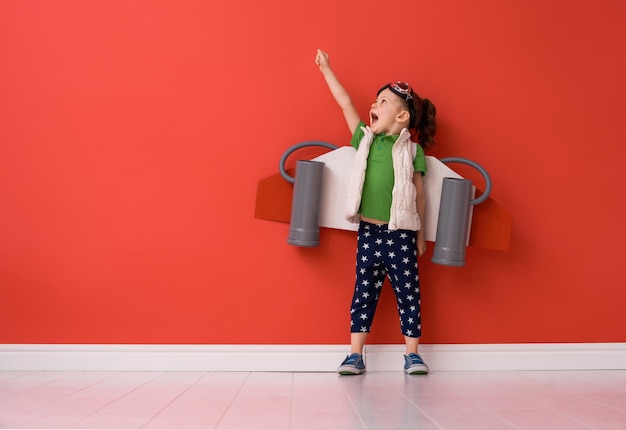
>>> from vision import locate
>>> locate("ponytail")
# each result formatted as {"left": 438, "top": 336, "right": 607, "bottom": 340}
{"left": 414, "top": 98, "right": 437, "bottom": 151}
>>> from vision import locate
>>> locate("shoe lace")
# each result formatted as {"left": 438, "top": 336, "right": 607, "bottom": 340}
{"left": 344, "top": 354, "right": 360, "bottom": 365}
{"left": 408, "top": 354, "right": 424, "bottom": 365}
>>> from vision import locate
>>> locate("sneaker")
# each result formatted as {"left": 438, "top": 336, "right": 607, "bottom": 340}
{"left": 337, "top": 353, "right": 365, "bottom": 375}
{"left": 404, "top": 353, "right": 429, "bottom": 375}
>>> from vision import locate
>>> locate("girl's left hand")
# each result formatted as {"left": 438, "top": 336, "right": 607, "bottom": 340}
{"left": 417, "top": 236, "right": 427, "bottom": 257}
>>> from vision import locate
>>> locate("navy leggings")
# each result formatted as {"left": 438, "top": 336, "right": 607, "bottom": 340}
{"left": 350, "top": 221, "right": 422, "bottom": 338}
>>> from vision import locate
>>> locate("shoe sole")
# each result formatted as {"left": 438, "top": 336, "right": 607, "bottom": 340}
{"left": 405, "top": 369, "right": 429, "bottom": 375}
{"left": 337, "top": 368, "right": 365, "bottom": 375}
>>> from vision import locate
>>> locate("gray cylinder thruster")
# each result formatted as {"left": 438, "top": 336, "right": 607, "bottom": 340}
{"left": 431, "top": 157, "right": 492, "bottom": 267}
{"left": 279, "top": 141, "right": 338, "bottom": 247}
{"left": 286, "top": 160, "right": 324, "bottom": 246}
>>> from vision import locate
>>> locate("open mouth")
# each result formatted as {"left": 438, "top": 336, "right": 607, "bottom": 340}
{"left": 370, "top": 112, "right": 378, "bottom": 125}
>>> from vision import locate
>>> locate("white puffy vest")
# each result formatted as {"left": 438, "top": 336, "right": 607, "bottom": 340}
{"left": 345, "top": 126, "right": 421, "bottom": 231}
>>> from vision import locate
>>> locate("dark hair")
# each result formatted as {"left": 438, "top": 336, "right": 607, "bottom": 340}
{"left": 414, "top": 97, "right": 437, "bottom": 151}
{"left": 377, "top": 83, "right": 437, "bottom": 151}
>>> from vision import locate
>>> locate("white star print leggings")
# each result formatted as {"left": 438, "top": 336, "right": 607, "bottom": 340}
{"left": 350, "top": 221, "right": 422, "bottom": 338}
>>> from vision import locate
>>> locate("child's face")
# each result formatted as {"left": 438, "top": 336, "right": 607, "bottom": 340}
{"left": 369, "top": 88, "right": 409, "bottom": 135}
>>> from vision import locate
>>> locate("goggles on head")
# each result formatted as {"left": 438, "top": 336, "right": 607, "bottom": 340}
{"left": 387, "top": 81, "right": 414, "bottom": 100}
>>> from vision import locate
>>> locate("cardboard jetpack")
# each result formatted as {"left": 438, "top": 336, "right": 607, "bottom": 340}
{"left": 255, "top": 146, "right": 511, "bottom": 251}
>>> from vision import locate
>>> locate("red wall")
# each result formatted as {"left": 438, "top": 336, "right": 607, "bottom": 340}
{"left": 1, "top": 0, "right": 625, "bottom": 345}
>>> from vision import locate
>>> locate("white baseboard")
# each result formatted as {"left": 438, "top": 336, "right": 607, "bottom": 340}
{"left": 1, "top": 343, "right": 624, "bottom": 372}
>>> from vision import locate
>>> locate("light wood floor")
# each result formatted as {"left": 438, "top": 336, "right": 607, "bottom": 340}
{"left": 1, "top": 370, "right": 625, "bottom": 429}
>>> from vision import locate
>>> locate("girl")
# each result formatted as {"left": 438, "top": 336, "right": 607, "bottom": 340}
{"left": 315, "top": 49, "right": 437, "bottom": 375}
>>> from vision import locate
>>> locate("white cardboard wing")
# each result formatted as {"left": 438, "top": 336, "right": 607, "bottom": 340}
{"left": 312, "top": 147, "right": 474, "bottom": 243}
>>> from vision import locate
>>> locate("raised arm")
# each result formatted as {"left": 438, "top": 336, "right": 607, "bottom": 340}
{"left": 315, "top": 49, "right": 361, "bottom": 133}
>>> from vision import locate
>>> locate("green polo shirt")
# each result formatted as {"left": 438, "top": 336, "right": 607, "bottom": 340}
{"left": 350, "top": 121, "right": 427, "bottom": 222}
